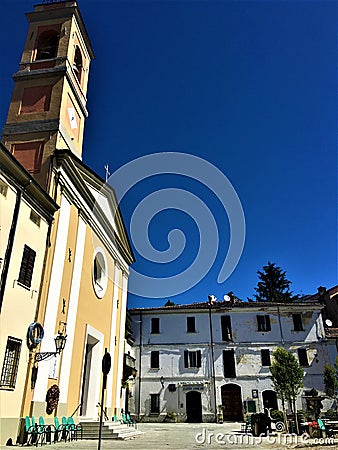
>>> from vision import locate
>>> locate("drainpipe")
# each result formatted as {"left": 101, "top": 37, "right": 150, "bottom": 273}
{"left": 208, "top": 305, "right": 217, "bottom": 422}
{"left": 277, "top": 306, "right": 285, "bottom": 346}
{"left": 0, "top": 187, "right": 23, "bottom": 311}
{"left": 137, "top": 310, "right": 142, "bottom": 420}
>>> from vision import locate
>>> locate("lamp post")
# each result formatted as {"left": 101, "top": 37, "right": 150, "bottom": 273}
{"left": 34, "top": 332, "right": 67, "bottom": 362}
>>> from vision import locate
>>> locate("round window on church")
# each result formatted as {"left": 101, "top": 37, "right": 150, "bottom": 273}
{"left": 92, "top": 248, "right": 108, "bottom": 298}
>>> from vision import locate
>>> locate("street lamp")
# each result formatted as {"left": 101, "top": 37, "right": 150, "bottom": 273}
{"left": 34, "top": 332, "right": 67, "bottom": 362}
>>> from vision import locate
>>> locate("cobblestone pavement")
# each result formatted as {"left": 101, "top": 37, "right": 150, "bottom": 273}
{"left": 2, "top": 423, "right": 338, "bottom": 450}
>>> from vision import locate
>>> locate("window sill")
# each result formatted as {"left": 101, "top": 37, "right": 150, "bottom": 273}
{"left": 16, "top": 280, "right": 31, "bottom": 291}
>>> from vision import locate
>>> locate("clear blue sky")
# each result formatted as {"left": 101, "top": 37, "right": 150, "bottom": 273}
{"left": 1, "top": 0, "right": 337, "bottom": 308}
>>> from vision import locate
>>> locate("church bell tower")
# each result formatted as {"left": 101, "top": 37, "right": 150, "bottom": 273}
{"left": 1, "top": 1, "right": 94, "bottom": 189}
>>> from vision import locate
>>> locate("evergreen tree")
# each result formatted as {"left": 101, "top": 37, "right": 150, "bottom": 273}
{"left": 252, "top": 261, "right": 299, "bottom": 302}
{"left": 270, "top": 348, "right": 304, "bottom": 434}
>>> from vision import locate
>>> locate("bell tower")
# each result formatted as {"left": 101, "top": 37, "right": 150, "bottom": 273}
{"left": 1, "top": 1, "right": 94, "bottom": 189}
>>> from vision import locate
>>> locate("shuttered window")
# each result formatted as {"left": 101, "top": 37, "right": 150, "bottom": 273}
{"left": 261, "top": 349, "right": 271, "bottom": 367}
{"left": 257, "top": 315, "right": 271, "bottom": 332}
{"left": 292, "top": 314, "right": 304, "bottom": 331}
{"left": 18, "top": 245, "right": 36, "bottom": 288}
{"left": 223, "top": 349, "right": 236, "bottom": 378}
{"left": 150, "top": 394, "right": 160, "bottom": 413}
{"left": 184, "top": 350, "right": 201, "bottom": 368}
{"left": 151, "top": 318, "right": 160, "bottom": 334}
{"left": 150, "top": 351, "right": 159, "bottom": 369}
{"left": 221, "top": 315, "right": 232, "bottom": 341}
{"left": 298, "top": 348, "right": 309, "bottom": 367}
{"left": 187, "top": 317, "right": 196, "bottom": 333}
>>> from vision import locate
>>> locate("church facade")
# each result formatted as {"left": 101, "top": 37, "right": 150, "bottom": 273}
{"left": 0, "top": 1, "right": 134, "bottom": 445}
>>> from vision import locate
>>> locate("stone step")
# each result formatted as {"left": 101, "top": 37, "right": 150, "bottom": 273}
{"left": 80, "top": 420, "right": 142, "bottom": 440}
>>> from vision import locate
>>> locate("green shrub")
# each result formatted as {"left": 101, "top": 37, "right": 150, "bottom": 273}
{"left": 270, "top": 410, "right": 284, "bottom": 422}
{"left": 323, "top": 409, "right": 338, "bottom": 419}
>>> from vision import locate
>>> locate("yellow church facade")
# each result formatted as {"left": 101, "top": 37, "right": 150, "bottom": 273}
{"left": 0, "top": 1, "right": 134, "bottom": 445}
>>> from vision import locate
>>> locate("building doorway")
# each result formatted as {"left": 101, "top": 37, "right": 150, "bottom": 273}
{"left": 186, "top": 391, "right": 202, "bottom": 422}
{"left": 80, "top": 333, "right": 101, "bottom": 417}
{"left": 262, "top": 390, "right": 278, "bottom": 413}
{"left": 221, "top": 384, "right": 243, "bottom": 421}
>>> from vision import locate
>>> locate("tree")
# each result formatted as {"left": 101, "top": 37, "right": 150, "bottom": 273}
{"left": 324, "top": 356, "right": 338, "bottom": 412}
{"left": 251, "top": 261, "right": 299, "bottom": 302}
{"left": 270, "top": 348, "right": 304, "bottom": 434}
{"left": 164, "top": 299, "right": 175, "bottom": 307}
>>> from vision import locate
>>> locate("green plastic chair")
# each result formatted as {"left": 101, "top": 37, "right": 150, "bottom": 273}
{"left": 24, "top": 416, "right": 45, "bottom": 446}
{"left": 61, "top": 416, "right": 72, "bottom": 441}
{"left": 39, "top": 416, "right": 57, "bottom": 444}
{"left": 24, "top": 416, "right": 37, "bottom": 446}
{"left": 126, "top": 413, "right": 136, "bottom": 428}
{"left": 67, "top": 416, "right": 82, "bottom": 440}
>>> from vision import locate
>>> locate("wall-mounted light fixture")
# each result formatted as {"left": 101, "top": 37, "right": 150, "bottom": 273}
{"left": 160, "top": 376, "right": 164, "bottom": 388}
{"left": 34, "top": 332, "right": 67, "bottom": 362}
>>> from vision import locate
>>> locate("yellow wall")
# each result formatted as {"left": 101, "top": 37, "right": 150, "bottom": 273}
{"left": 0, "top": 181, "right": 51, "bottom": 444}
{"left": 66, "top": 224, "right": 116, "bottom": 414}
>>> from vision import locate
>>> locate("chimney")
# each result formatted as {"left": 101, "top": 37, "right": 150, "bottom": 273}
{"left": 208, "top": 295, "right": 216, "bottom": 305}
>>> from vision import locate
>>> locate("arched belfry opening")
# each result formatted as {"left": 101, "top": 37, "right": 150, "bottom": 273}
{"left": 73, "top": 46, "right": 83, "bottom": 82}
{"left": 36, "top": 30, "right": 59, "bottom": 60}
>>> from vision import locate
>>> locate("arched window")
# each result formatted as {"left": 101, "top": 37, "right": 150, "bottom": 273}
{"left": 36, "top": 30, "right": 58, "bottom": 60}
{"left": 92, "top": 248, "right": 108, "bottom": 298}
{"left": 73, "top": 46, "right": 83, "bottom": 82}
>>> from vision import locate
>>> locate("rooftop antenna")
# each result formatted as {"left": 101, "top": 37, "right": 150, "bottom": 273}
{"left": 104, "top": 164, "right": 110, "bottom": 182}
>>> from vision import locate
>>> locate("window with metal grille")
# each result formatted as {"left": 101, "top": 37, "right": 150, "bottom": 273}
{"left": 223, "top": 349, "right": 236, "bottom": 377}
{"left": 257, "top": 315, "right": 271, "bottom": 332}
{"left": 150, "top": 393, "right": 160, "bottom": 413}
{"left": 261, "top": 349, "right": 271, "bottom": 367}
{"left": 221, "top": 315, "right": 232, "bottom": 341}
{"left": 150, "top": 351, "right": 159, "bottom": 369}
{"left": 297, "top": 348, "right": 309, "bottom": 367}
{"left": 0, "top": 337, "right": 22, "bottom": 389}
{"left": 187, "top": 316, "right": 196, "bottom": 333}
{"left": 292, "top": 314, "right": 304, "bottom": 331}
{"left": 18, "top": 245, "right": 36, "bottom": 288}
{"left": 184, "top": 350, "right": 201, "bottom": 368}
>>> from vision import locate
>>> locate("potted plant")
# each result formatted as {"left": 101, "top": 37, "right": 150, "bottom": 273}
{"left": 217, "top": 405, "right": 224, "bottom": 424}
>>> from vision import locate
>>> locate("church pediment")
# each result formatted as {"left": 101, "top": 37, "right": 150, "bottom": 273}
{"left": 54, "top": 150, "right": 134, "bottom": 265}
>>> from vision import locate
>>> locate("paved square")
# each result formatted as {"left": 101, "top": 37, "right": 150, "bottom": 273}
{"left": 2, "top": 423, "right": 338, "bottom": 450}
